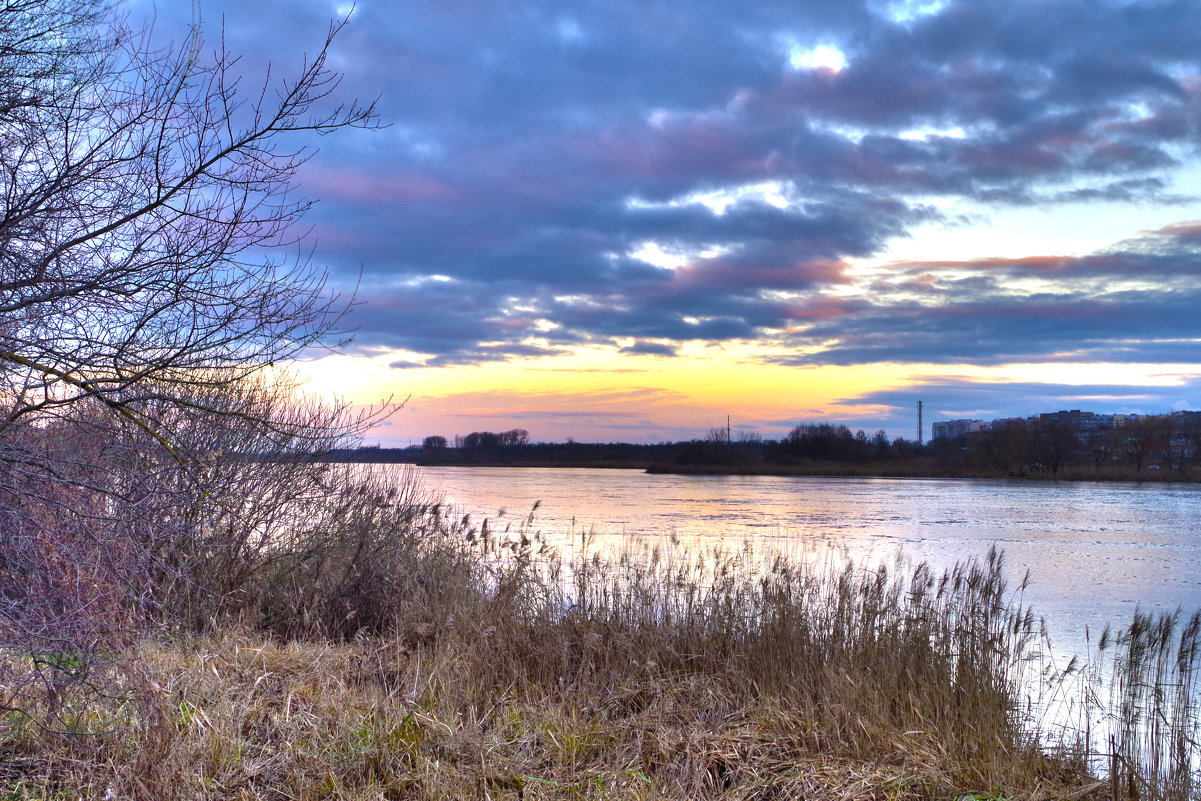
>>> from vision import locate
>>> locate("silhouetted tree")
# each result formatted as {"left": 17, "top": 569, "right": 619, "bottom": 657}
{"left": 973, "top": 422, "right": 1032, "bottom": 475}
{"left": 0, "top": 0, "right": 383, "bottom": 716}
{"left": 457, "top": 429, "right": 529, "bottom": 451}
{"left": 499, "top": 429, "right": 530, "bottom": 447}
{"left": 1163, "top": 413, "right": 1201, "bottom": 472}
{"left": 1113, "top": 417, "right": 1162, "bottom": 471}
{"left": 1031, "top": 421, "right": 1080, "bottom": 475}
{"left": 871, "top": 430, "right": 890, "bottom": 459}
{"left": 778, "top": 423, "right": 871, "bottom": 462}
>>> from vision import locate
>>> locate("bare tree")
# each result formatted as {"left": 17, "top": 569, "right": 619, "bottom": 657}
{"left": 1162, "top": 413, "right": 1201, "bottom": 473}
{"left": 0, "top": 0, "right": 378, "bottom": 449}
{"left": 0, "top": 0, "right": 391, "bottom": 722}
{"left": 1111, "top": 417, "right": 1163, "bottom": 472}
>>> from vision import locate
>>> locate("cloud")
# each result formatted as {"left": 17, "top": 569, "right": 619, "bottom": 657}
{"left": 142, "top": 0, "right": 1201, "bottom": 372}
{"left": 619, "top": 341, "right": 678, "bottom": 357}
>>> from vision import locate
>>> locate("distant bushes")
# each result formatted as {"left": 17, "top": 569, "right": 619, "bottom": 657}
{"left": 455, "top": 428, "right": 530, "bottom": 451}
{"left": 769, "top": 423, "right": 894, "bottom": 463}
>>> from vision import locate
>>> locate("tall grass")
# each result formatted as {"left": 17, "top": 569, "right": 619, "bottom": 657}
{"left": 1085, "top": 609, "right": 1201, "bottom": 801}
{"left": 481, "top": 541, "right": 1043, "bottom": 764}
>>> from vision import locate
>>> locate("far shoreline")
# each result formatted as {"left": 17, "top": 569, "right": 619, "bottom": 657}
{"left": 325, "top": 450, "right": 1201, "bottom": 485}
{"left": 643, "top": 459, "right": 1201, "bottom": 483}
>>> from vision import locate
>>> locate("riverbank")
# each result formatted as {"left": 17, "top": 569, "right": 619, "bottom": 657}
{"left": 412, "top": 456, "right": 1201, "bottom": 484}
{"left": 6, "top": 509, "right": 1195, "bottom": 800}
{"left": 329, "top": 448, "right": 1201, "bottom": 484}
{"left": 647, "top": 457, "right": 1201, "bottom": 483}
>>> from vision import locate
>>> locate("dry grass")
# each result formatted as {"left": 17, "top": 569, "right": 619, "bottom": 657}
{"left": 0, "top": 627, "right": 1095, "bottom": 801}
{"left": 0, "top": 531, "right": 1114, "bottom": 801}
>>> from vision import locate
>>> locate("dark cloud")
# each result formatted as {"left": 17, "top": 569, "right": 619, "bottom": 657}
{"left": 619, "top": 341, "right": 679, "bottom": 357}
{"left": 139, "top": 0, "right": 1201, "bottom": 369}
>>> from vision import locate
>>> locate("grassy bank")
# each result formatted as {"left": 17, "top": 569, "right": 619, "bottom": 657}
{"left": 3, "top": 472, "right": 1198, "bottom": 799}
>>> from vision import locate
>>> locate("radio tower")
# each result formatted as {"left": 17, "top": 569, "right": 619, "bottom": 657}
{"left": 917, "top": 401, "right": 923, "bottom": 445}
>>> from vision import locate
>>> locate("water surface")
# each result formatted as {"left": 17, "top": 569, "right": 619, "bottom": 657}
{"left": 419, "top": 466, "right": 1201, "bottom": 661}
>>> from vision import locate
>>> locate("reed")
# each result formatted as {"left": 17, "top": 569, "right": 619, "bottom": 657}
{"left": 1081, "top": 609, "right": 1201, "bottom": 801}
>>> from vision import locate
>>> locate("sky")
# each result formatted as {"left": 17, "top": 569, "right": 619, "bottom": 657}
{"left": 139, "top": 0, "right": 1201, "bottom": 444}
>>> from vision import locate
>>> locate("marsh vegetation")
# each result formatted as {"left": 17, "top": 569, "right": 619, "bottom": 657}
{"left": 4, "top": 469, "right": 1200, "bottom": 800}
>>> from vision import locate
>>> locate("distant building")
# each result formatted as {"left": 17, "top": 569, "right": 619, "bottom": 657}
{"left": 924, "top": 406, "right": 1201, "bottom": 470}
{"left": 931, "top": 419, "right": 989, "bottom": 440}
{"left": 1172, "top": 410, "right": 1201, "bottom": 426}
{"left": 1038, "top": 409, "right": 1112, "bottom": 433}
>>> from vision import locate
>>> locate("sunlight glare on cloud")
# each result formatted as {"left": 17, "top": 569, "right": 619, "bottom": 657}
{"left": 556, "top": 17, "right": 583, "bottom": 43}
{"left": 824, "top": 124, "right": 869, "bottom": 144}
{"left": 630, "top": 241, "right": 688, "bottom": 270}
{"left": 788, "top": 43, "right": 847, "bottom": 72}
{"left": 401, "top": 274, "right": 457, "bottom": 287}
{"left": 960, "top": 362, "right": 1201, "bottom": 388}
{"left": 553, "top": 294, "right": 607, "bottom": 309}
{"left": 878, "top": 0, "right": 951, "bottom": 24}
{"left": 646, "top": 109, "right": 671, "bottom": 129}
{"left": 878, "top": 195, "right": 1199, "bottom": 265}
{"left": 1126, "top": 101, "right": 1153, "bottom": 120}
{"left": 629, "top": 240, "right": 733, "bottom": 270}
{"left": 626, "top": 182, "right": 793, "bottom": 216}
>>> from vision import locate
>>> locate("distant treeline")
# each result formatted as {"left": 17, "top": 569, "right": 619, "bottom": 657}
{"left": 327, "top": 415, "right": 1201, "bottom": 481}
{"left": 325, "top": 433, "right": 682, "bottom": 467}
{"left": 327, "top": 423, "right": 926, "bottom": 470}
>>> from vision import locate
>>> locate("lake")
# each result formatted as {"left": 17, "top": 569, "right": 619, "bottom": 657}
{"left": 417, "top": 466, "right": 1201, "bottom": 663}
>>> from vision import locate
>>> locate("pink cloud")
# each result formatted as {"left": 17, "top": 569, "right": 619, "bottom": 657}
{"left": 889, "top": 255, "right": 1087, "bottom": 273}
{"left": 303, "top": 165, "right": 462, "bottom": 205}
{"left": 783, "top": 296, "right": 865, "bottom": 322}
{"left": 486, "top": 316, "right": 537, "bottom": 332}
{"left": 678, "top": 257, "right": 850, "bottom": 291}
{"left": 1146, "top": 220, "right": 1201, "bottom": 238}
